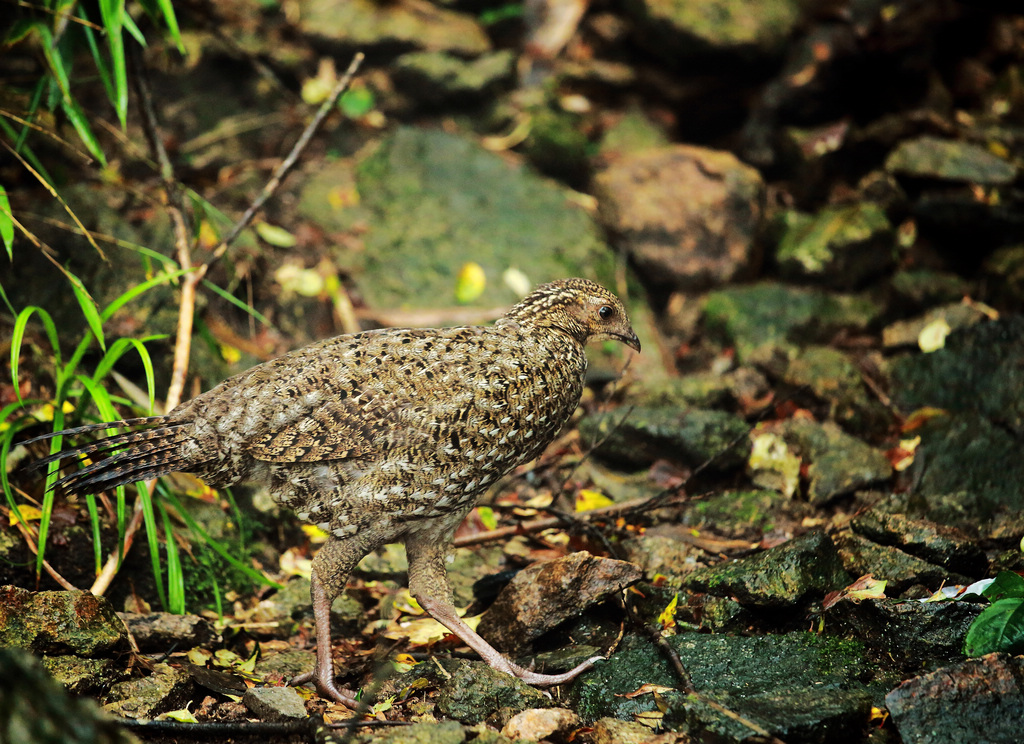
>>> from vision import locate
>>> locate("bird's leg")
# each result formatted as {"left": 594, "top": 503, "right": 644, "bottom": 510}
{"left": 289, "top": 535, "right": 380, "bottom": 706}
{"left": 406, "top": 532, "right": 602, "bottom": 686}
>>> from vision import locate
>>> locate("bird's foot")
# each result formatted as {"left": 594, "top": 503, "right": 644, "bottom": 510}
{"left": 288, "top": 669, "right": 360, "bottom": 707}
{"left": 500, "top": 655, "right": 605, "bottom": 686}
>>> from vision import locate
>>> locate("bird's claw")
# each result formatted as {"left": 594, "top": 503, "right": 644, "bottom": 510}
{"left": 288, "top": 670, "right": 360, "bottom": 708}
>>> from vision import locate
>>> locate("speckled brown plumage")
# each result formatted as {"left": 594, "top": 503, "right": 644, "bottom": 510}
{"left": 29, "top": 277, "right": 640, "bottom": 705}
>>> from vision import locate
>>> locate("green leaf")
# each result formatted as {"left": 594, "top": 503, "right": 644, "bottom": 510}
{"left": 61, "top": 97, "right": 108, "bottom": 166}
{"left": 982, "top": 571, "right": 1024, "bottom": 603}
{"left": 339, "top": 87, "right": 375, "bottom": 119}
{"left": 964, "top": 598, "right": 1024, "bottom": 656}
{"left": 0, "top": 186, "right": 15, "bottom": 260}
{"left": 254, "top": 221, "right": 297, "bottom": 248}
{"left": 97, "top": 0, "right": 128, "bottom": 128}
{"left": 101, "top": 268, "right": 188, "bottom": 321}
{"left": 11, "top": 306, "right": 61, "bottom": 398}
{"left": 67, "top": 272, "right": 106, "bottom": 351}
{"left": 201, "top": 279, "right": 272, "bottom": 327}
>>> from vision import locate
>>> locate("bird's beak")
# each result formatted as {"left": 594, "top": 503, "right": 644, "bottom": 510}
{"left": 621, "top": 330, "right": 641, "bottom": 352}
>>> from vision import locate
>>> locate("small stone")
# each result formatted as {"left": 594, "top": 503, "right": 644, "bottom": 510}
{"left": 501, "top": 707, "right": 578, "bottom": 740}
{"left": 0, "top": 586, "right": 128, "bottom": 658}
{"left": 684, "top": 530, "right": 850, "bottom": 606}
{"left": 886, "top": 136, "right": 1017, "bottom": 184}
{"left": 102, "top": 663, "right": 195, "bottom": 720}
{"left": 478, "top": 552, "right": 642, "bottom": 654}
{"left": 117, "top": 612, "right": 216, "bottom": 653}
{"left": 594, "top": 145, "right": 763, "bottom": 290}
{"left": 242, "top": 686, "right": 308, "bottom": 721}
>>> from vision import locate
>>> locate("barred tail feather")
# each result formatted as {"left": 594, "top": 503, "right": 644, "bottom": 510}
{"left": 28, "top": 417, "right": 197, "bottom": 496}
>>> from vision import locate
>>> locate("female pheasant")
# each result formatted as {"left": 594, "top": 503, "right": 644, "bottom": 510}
{"left": 28, "top": 277, "right": 640, "bottom": 705}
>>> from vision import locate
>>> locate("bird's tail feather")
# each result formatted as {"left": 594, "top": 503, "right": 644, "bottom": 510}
{"left": 25, "top": 417, "right": 195, "bottom": 496}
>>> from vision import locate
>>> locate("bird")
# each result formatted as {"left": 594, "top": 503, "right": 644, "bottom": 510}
{"left": 26, "top": 277, "right": 640, "bottom": 706}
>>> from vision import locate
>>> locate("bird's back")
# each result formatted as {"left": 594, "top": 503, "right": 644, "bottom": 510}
{"left": 173, "top": 320, "right": 587, "bottom": 536}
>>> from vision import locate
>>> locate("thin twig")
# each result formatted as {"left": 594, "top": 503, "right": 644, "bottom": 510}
{"left": 452, "top": 494, "right": 685, "bottom": 548}
{"left": 209, "top": 51, "right": 366, "bottom": 267}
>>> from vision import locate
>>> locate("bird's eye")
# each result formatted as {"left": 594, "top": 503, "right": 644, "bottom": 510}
{"left": 598, "top": 305, "right": 615, "bottom": 321}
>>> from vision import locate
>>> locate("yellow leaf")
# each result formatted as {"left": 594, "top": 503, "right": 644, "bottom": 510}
{"left": 301, "top": 75, "right": 333, "bottom": 105}
{"left": 657, "top": 593, "right": 678, "bottom": 630}
{"left": 279, "top": 547, "right": 313, "bottom": 578}
{"left": 197, "top": 220, "right": 220, "bottom": 251}
{"left": 275, "top": 262, "right": 325, "bottom": 297}
{"left": 255, "top": 221, "right": 298, "bottom": 248}
{"left": 748, "top": 431, "right": 801, "bottom": 498}
{"left": 187, "top": 648, "right": 211, "bottom": 665}
{"left": 301, "top": 523, "right": 329, "bottom": 543}
{"left": 237, "top": 645, "right": 259, "bottom": 675}
{"left": 918, "top": 317, "right": 951, "bottom": 353}
{"left": 576, "top": 489, "right": 614, "bottom": 512}
{"left": 219, "top": 344, "right": 241, "bottom": 365}
{"left": 160, "top": 707, "right": 197, "bottom": 723}
{"left": 847, "top": 577, "right": 887, "bottom": 602}
{"left": 476, "top": 506, "right": 498, "bottom": 530}
{"left": 327, "top": 184, "right": 360, "bottom": 209}
{"left": 9, "top": 505, "right": 42, "bottom": 525}
{"left": 455, "top": 262, "right": 486, "bottom": 304}
{"left": 502, "top": 268, "right": 532, "bottom": 297}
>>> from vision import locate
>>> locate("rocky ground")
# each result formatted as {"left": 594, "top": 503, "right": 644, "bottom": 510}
{"left": 3, "top": 1, "right": 1024, "bottom": 743}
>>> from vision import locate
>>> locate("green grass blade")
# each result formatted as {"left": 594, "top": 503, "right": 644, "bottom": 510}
{"left": 61, "top": 97, "right": 108, "bottom": 167}
{"left": 97, "top": 0, "right": 128, "bottom": 129}
{"left": 159, "top": 501, "right": 185, "bottom": 614}
{"left": 11, "top": 306, "right": 61, "bottom": 399}
{"left": 36, "top": 404, "right": 68, "bottom": 578}
{"left": 65, "top": 270, "right": 106, "bottom": 352}
{"left": 201, "top": 279, "right": 272, "bottom": 327}
{"left": 161, "top": 488, "right": 282, "bottom": 591}
{"left": 0, "top": 186, "right": 13, "bottom": 258}
{"left": 78, "top": 6, "right": 117, "bottom": 110}
{"left": 121, "top": 11, "right": 147, "bottom": 47}
{"left": 101, "top": 267, "right": 189, "bottom": 321}
{"left": 85, "top": 492, "right": 103, "bottom": 575}
{"left": 91, "top": 337, "right": 160, "bottom": 415}
{"left": 139, "top": 481, "right": 167, "bottom": 610}
{"left": 0, "top": 407, "right": 45, "bottom": 530}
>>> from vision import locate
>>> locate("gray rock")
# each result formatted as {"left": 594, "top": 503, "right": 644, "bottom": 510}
{"left": 574, "top": 630, "right": 871, "bottom": 740}
{"left": 624, "top": 0, "right": 803, "bottom": 63}
{"left": 851, "top": 512, "right": 987, "bottom": 577}
{"left": 478, "top": 552, "right": 642, "bottom": 654}
{"left": 298, "top": 127, "right": 616, "bottom": 312}
{"left": 117, "top": 612, "right": 217, "bottom": 653}
{"left": 242, "top": 685, "right": 308, "bottom": 721}
{"left": 764, "top": 417, "right": 893, "bottom": 505}
{"left": 886, "top": 136, "right": 1017, "bottom": 184}
{"left": 578, "top": 406, "right": 751, "bottom": 471}
{"left": 775, "top": 203, "right": 894, "bottom": 288}
{"left": 703, "top": 282, "right": 881, "bottom": 365}
{"left": 834, "top": 532, "right": 970, "bottom": 595}
{"left": 392, "top": 51, "right": 515, "bottom": 104}
{"left": 830, "top": 598, "right": 981, "bottom": 672}
{"left": 684, "top": 530, "right": 850, "bottom": 606}
{"left": 433, "top": 659, "right": 552, "bottom": 725}
{"left": 0, "top": 586, "right": 128, "bottom": 657}
{"left": 886, "top": 654, "right": 1024, "bottom": 744}
{"left": 102, "top": 663, "right": 195, "bottom": 719}
{"left": 294, "top": 0, "right": 489, "bottom": 56}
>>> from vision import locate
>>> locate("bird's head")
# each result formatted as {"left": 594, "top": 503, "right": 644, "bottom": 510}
{"left": 504, "top": 278, "right": 641, "bottom": 352}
